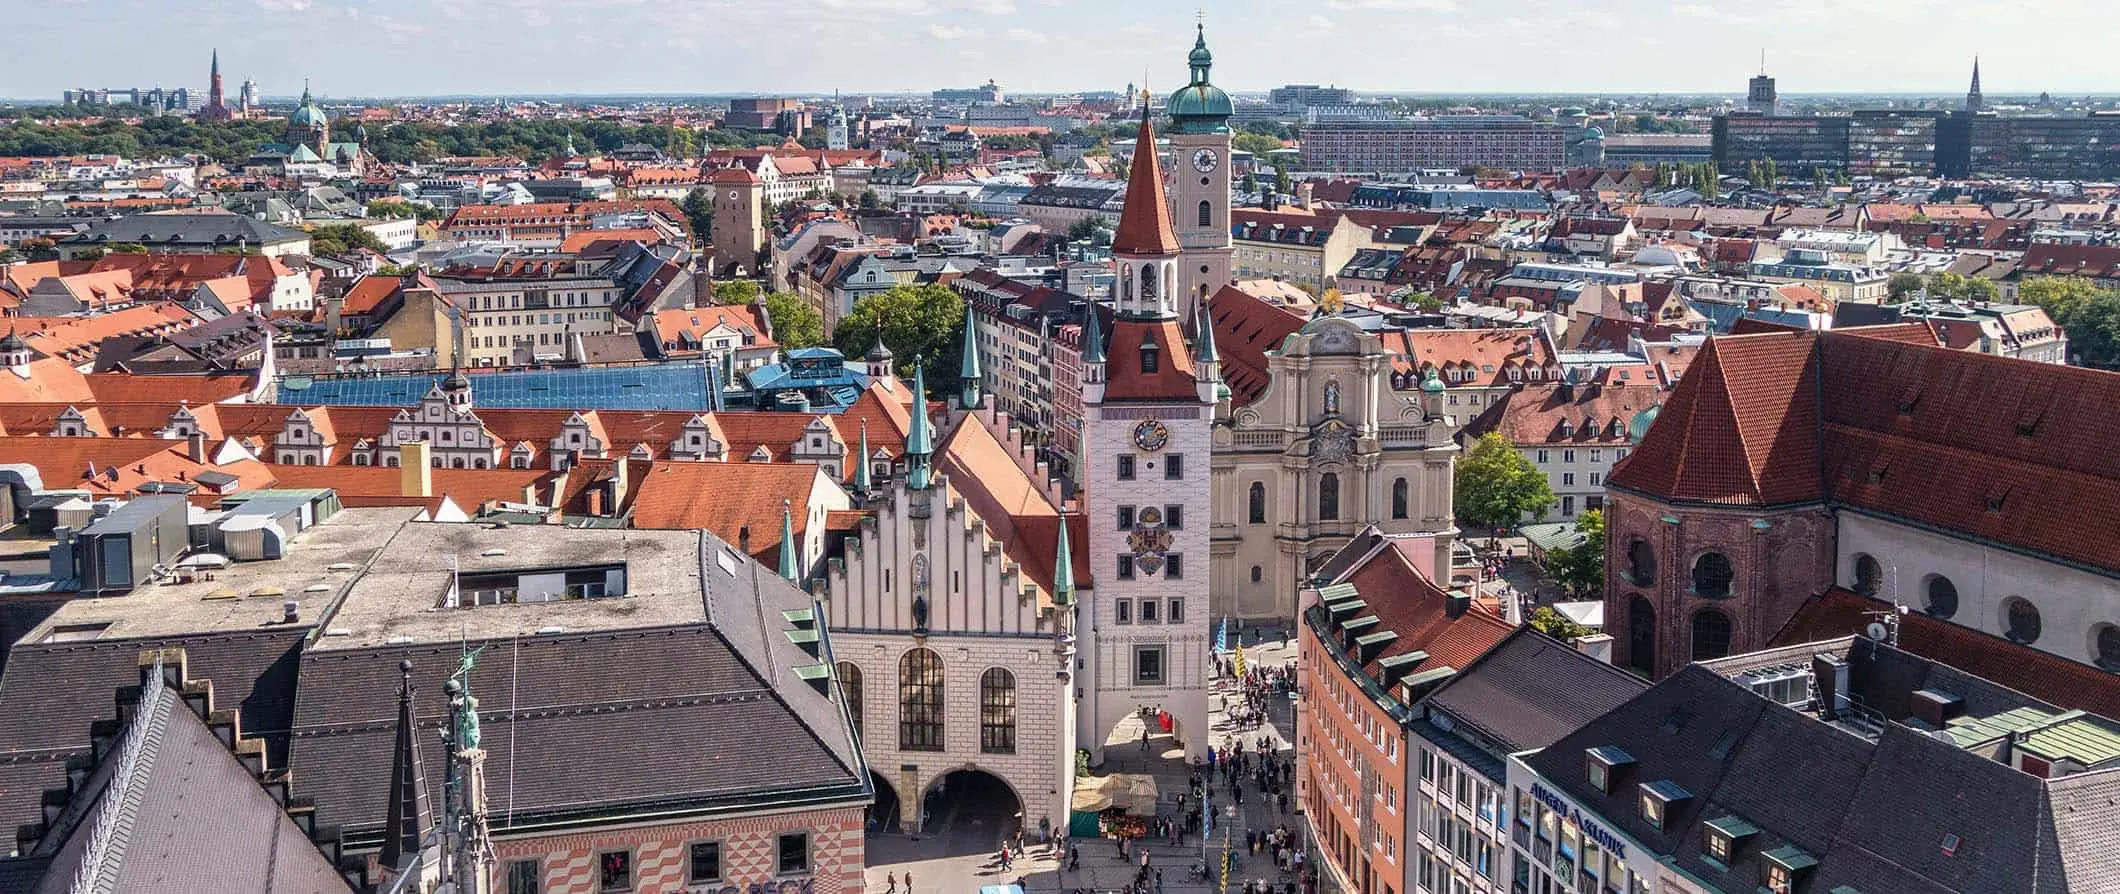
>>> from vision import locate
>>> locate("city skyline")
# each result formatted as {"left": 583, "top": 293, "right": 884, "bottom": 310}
{"left": 3, "top": 0, "right": 2118, "bottom": 100}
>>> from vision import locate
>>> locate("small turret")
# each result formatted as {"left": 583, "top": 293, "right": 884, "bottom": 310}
{"left": 958, "top": 304, "right": 984, "bottom": 411}
{"left": 906, "top": 360, "right": 934, "bottom": 490}
{"left": 1194, "top": 297, "right": 1227, "bottom": 405}
{"left": 850, "top": 419, "right": 874, "bottom": 493}
{"left": 778, "top": 499, "right": 800, "bottom": 583}
{"left": 378, "top": 660, "right": 428, "bottom": 884}
{"left": 0, "top": 328, "right": 33, "bottom": 378}
{"left": 1080, "top": 305, "right": 1107, "bottom": 403}
{"left": 1051, "top": 514, "right": 1075, "bottom": 607}
{"left": 864, "top": 337, "right": 895, "bottom": 382}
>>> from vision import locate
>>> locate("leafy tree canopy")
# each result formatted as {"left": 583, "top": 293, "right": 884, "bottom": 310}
{"left": 831, "top": 283, "right": 966, "bottom": 390}
{"left": 1454, "top": 432, "right": 1555, "bottom": 530}
{"left": 760, "top": 291, "right": 824, "bottom": 350}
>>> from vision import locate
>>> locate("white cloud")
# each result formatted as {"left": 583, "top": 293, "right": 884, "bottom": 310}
{"left": 924, "top": 23, "right": 969, "bottom": 39}
{"left": 1324, "top": 0, "right": 1458, "bottom": 10}
{"left": 1005, "top": 27, "right": 1047, "bottom": 43}
{"left": 1307, "top": 14, "right": 1335, "bottom": 30}
{"left": 253, "top": 0, "right": 311, "bottom": 9}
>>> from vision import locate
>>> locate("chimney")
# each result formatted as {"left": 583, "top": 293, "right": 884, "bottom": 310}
{"left": 1812, "top": 653, "right": 1848, "bottom": 721}
{"left": 611, "top": 456, "right": 631, "bottom": 509}
{"left": 187, "top": 431, "right": 208, "bottom": 463}
{"left": 323, "top": 293, "right": 343, "bottom": 340}
{"left": 399, "top": 443, "right": 431, "bottom": 498}
{"left": 1446, "top": 590, "right": 1472, "bottom": 618}
{"left": 1299, "top": 180, "right": 1315, "bottom": 210}
{"left": 586, "top": 487, "right": 605, "bottom": 518}
{"left": 282, "top": 600, "right": 300, "bottom": 624}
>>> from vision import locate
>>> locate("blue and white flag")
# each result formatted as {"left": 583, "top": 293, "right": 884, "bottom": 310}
{"left": 1216, "top": 617, "right": 1229, "bottom": 654}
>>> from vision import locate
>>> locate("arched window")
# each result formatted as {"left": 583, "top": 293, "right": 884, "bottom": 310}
{"left": 1318, "top": 472, "right": 1340, "bottom": 521}
{"left": 1391, "top": 478, "right": 1410, "bottom": 520}
{"left": 1691, "top": 552, "right": 1734, "bottom": 598}
{"left": 1627, "top": 539, "right": 1657, "bottom": 586}
{"left": 836, "top": 661, "right": 863, "bottom": 738}
{"left": 1852, "top": 554, "right": 1883, "bottom": 597}
{"left": 1198, "top": 200, "right": 1213, "bottom": 228}
{"left": 2004, "top": 597, "right": 2042, "bottom": 644}
{"left": 1140, "top": 263, "right": 1158, "bottom": 302}
{"left": 1627, "top": 595, "right": 1657, "bottom": 674}
{"left": 979, "top": 668, "right": 1017, "bottom": 754}
{"left": 898, "top": 648, "right": 945, "bottom": 752}
{"left": 1121, "top": 265, "right": 1133, "bottom": 303}
{"left": 1923, "top": 575, "right": 1958, "bottom": 619}
{"left": 2097, "top": 625, "right": 2120, "bottom": 671}
{"left": 1250, "top": 565, "right": 1263, "bottom": 583}
{"left": 1248, "top": 482, "right": 1266, "bottom": 524}
{"left": 1691, "top": 608, "right": 1732, "bottom": 661}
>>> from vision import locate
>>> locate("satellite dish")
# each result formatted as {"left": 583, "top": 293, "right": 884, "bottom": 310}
{"left": 1864, "top": 622, "right": 1890, "bottom": 641}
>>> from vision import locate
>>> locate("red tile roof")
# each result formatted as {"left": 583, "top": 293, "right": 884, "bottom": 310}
{"left": 1608, "top": 331, "right": 1823, "bottom": 506}
{"left": 1101, "top": 319, "right": 1199, "bottom": 402}
{"left": 1335, "top": 539, "right": 1515, "bottom": 678}
{"left": 2017, "top": 243, "right": 2120, "bottom": 279}
{"left": 1109, "top": 113, "right": 1180, "bottom": 257}
{"left": 627, "top": 461, "right": 827, "bottom": 565}
{"left": 1466, "top": 381, "right": 1663, "bottom": 447}
{"left": 1206, "top": 285, "right": 1304, "bottom": 406}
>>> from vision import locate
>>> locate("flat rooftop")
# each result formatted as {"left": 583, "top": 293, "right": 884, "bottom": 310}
{"left": 314, "top": 520, "right": 707, "bottom": 650}
{"left": 23, "top": 507, "right": 416, "bottom": 644}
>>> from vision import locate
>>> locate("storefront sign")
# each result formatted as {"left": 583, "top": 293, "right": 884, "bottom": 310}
{"left": 1531, "top": 783, "right": 1628, "bottom": 860}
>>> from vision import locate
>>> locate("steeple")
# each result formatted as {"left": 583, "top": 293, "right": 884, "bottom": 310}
{"left": 1967, "top": 57, "right": 1985, "bottom": 112}
{"left": 958, "top": 304, "right": 984, "bottom": 410}
{"left": 1109, "top": 98, "right": 1181, "bottom": 260}
{"left": 562, "top": 131, "right": 579, "bottom": 159}
{"left": 1051, "top": 514, "right": 1075, "bottom": 606}
{"left": 1194, "top": 297, "right": 1227, "bottom": 405}
{"left": 379, "top": 659, "right": 428, "bottom": 879}
{"left": 852, "top": 419, "right": 874, "bottom": 491}
{"left": 906, "top": 359, "right": 934, "bottom": 489}
{"left": 778, "top": 499, "right": 799, "bottom": 582}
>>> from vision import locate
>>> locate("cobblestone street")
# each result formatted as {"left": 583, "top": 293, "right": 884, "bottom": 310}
{"left": 865, "top": 633, "right": 1302, "bottom": 893}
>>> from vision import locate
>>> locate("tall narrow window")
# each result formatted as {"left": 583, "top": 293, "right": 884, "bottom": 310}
{"left": 980, "top": 668, "right": 1017, "bottom": 754}
{"left": 1319, "top": 472, "right": 1341, "bottom": 521}
{"left": 1140, "top": 263, "right": 1159, "bottom": 301}
{"left": 1691, "top": 609, "right": 1732, "bottom": 661}
{"left": 1198, "top": 200, "right": 1213, "bottom": 227}
{"left": 1391, "top": 478, "right": 1410, "bottom": 520}
{"left": 898, "top": 648, "right": 945, "bottom": 751}
{"left": 1140, "top": 339, "right": 1160, "bottom": 374}
{"left": 836, "top": 661, "right": 863, "bottom": 739}
{"left": 1248, "top": 482, "right": 1266, "bottom": 524}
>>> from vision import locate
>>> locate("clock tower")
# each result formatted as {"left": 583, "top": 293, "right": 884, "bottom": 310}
{"left": 1078, "top": 99, "right": 1221, "bottom": 763}
{"left": 1167, "top": 24, "right": 1235, "bottom": 322}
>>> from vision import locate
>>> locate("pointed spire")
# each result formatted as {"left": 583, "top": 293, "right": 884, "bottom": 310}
{"left": 1967, "top": 57, "right": 1985, "bottom": 112}
{"left": 1109, "top": 96, "right": 1181, "bottom": 257}
{"left": 778, "top": 499, "right": 799, "bottom": 581}
{"left": 906, "top": 359, "right": 934, "bottom": 490}
{"left": 380, "top": 659, "right": 428, "bottom": 875}
{"left": 1081, "top": 305, "right": 1106, "bottom": 365}
{"left": 299, "top": 78, "right": 312, "bottom": 105}
{"left": 211, "top": 49, "right": 220, "bottom": 79}
{"left": 1051, "top": 514, "right": 1075, "bottom": 606}
{"left": 852, "top": 419, "right": 873, "bottom": 491}
{"left": 1194, "top": 297, "right": 1220, "bottom": 366}
{"left": 958, "top": 304, "right": 984, "bottom": 410}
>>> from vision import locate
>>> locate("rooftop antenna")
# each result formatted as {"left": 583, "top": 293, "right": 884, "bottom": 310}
{"left": 1759, "top": 49, "right": 1767, "bottom": 76}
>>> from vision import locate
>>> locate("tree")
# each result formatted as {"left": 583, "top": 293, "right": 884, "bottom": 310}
{"left": 681, "top": 187, "right": 715, "bottom": 242}
{"left": 2020, "top": 276, "right": 2120, "bottom": 368}
{"left": 2020, "top": 275, "right": 2105, "bottom": 322}
{"left": 1232, "top": 131, "right": 1282, "bottom": 158}
{"left": 1545, "top": 510, "right": 1606, "bottom": 600}
{"left": 1696, "top": 163, "right": 1720, "bottom": 200}
{"left": 1454, "top": 432, "right": 1555, "bottom": 539}
{"left": 1241, "top": 171, "right": 1259, "bottom": 195}
{"left": 831, "top": 283, "right": 966, "bottom": 389}
{"left": 1066, "top": 214, "right": 1111, "bottom": 242}
{"left": 307, "top": 223, "right": 389, "bottom": 257}
{"left": 1887, "top": 272, "right": 1927, "bottom": 300}
{"left": 1403, "top": 290, "right": 1444, "bottom": 312}
{"left": 1274, "top": 164, "right": 1292, "bottom": 197}
{"left": 109, "top": 243, "right": 149, "bottom": 254}
{"left": 858, "top": 189, "right": 881, "bottom": 210}
{"left": 713, "top": 279, "right": 762, "bottom": 304}
{"left": 1760, "top": 158, "right": 1779, "bottom": 191}
{"left": 1927, "top": 271, "right": 1998, "bottom": 304}
{"left": 760, "top": 291, "right": 824, "bottom": 349}
{"left": 73, "top": 247, "right": 107, "bottom": 261}
{"left": 1527, "top": 606, "right": 1594, "bottom": 642}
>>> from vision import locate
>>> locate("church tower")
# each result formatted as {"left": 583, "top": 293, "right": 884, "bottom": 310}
{"left": 1078, "top": 98, "right": 1213, "bottom": 763}
{"left": 706, "top": 167, "right": 766, "bottom": 277}
{"left": 1966, "top": 57, "right": 1986, "bottom": 112}
{"left": 1167, "top": 25, "right": 1235, "bottom": 320}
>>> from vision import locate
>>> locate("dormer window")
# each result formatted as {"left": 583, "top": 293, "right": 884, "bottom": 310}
{"left": 1760, "top": 845, "right": 1817, "bottom": 894}
{"left": 1637, "top": 780, "right": 1689, "bottom": 831}
{"left": 1585, "top": 746, "right": 1634, "bottom": 794}
{"left": 1701, "top": 815, "right": 1758, "bottom": 865}
{"left": 1140, "top": 339, "right": 1160, "bottom": 374}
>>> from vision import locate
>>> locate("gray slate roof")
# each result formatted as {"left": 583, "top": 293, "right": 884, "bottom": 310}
{"left": 64, "top": 212, "right": 310, "bottom": 248}
{"left": 1421, "top": 627, "right": 1646, "bottom": 754}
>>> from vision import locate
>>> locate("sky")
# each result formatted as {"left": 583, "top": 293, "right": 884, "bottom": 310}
{"left": 4, "top": 0, "right": 2116, "bottom": 100}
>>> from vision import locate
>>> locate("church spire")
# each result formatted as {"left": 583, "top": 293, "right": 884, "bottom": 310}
{"left": 379, "top": 659, "right": 428, "bottom": 879}
{"left": 906, "top": 360, "right": 934, "bottom": 490}
{"left": 958, "top": 304, "right": 983, "bottom": 410}
{"left": 1967, "top": 57, "right": 1985, "bottom": 112}
{"left": 1109, "top": 96, "right": 1180, "bottom": 258}
{"left": 1051, "top": 514, "right": 1075, "bottom": 606}
{"left": 852, "top": 419, "right": 873, "bottom": 491}
{"left": 1080, "top": 305, "right": 1106, "bottom": 366}
{"left": 778, "top": 500, "right": 799, "bottom": 582}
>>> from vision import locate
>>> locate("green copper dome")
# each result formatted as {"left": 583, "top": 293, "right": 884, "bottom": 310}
{"left": 1168, "top": 25, "right": 1232, "bottom": 135}
{"left": 1420, "top": 367, "right": 1446, "bottom": 393}
{"left": 290, "top": 84, "right": 326, "bottom": 128}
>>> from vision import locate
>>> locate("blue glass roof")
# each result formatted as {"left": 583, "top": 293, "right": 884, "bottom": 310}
{"left": 275, "top": 362, "right": 718, "bottom": 411}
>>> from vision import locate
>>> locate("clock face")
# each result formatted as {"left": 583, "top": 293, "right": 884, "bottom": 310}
{"left": 1131, "top": 419, "right": 1170, "bottom": 452}
{"left": 1191, "top": 148, "right": 1219, "bottom": 173}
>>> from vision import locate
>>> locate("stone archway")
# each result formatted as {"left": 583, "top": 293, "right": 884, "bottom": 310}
{"left": 867, "top": 769, "right": 903, "bottom": 835}
{"left": 918, "top": 767, "right": 1026, "bottom": 855}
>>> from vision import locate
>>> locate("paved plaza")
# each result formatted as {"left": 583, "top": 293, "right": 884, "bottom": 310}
{"left": 864, "top": 632, "right": 1303, "bottom": 893}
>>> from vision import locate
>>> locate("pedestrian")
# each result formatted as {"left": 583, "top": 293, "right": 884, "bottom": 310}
{"left": 1069, "top": 843, "right": 1080, "bottom": 871}
{"left": 904, "top": 871, "right": 913, "bottom": 893}
{"left": 999, "top": 846, "right": 1013, "bottom": 872}
{"left": 885, "top": 872, "right": 898, "bottom": 894}
{"left": 1141, "top": 726, "right": 1151, "bottom": 752}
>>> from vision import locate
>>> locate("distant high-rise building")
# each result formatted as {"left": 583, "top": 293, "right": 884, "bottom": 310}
{"left": 825, "top": 106, "right": 850, "bottom": 151}
{"left": 240, "top": 78, "right": 259, "bottom": 113}
{"left": 933, "top": 80, "right": 1004, "bottom": 105}
{"left": 1747, "top": 52, "right": 1778, "bottom": 116}
{"left": 1268, "top": 83, "right": 1355, "bottom": 112}
{"left": 196, "top": 49, "right": 233, "bottom": 122}
{"left": 1966, "top": 57, "right": 1985, "bottom": 112}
